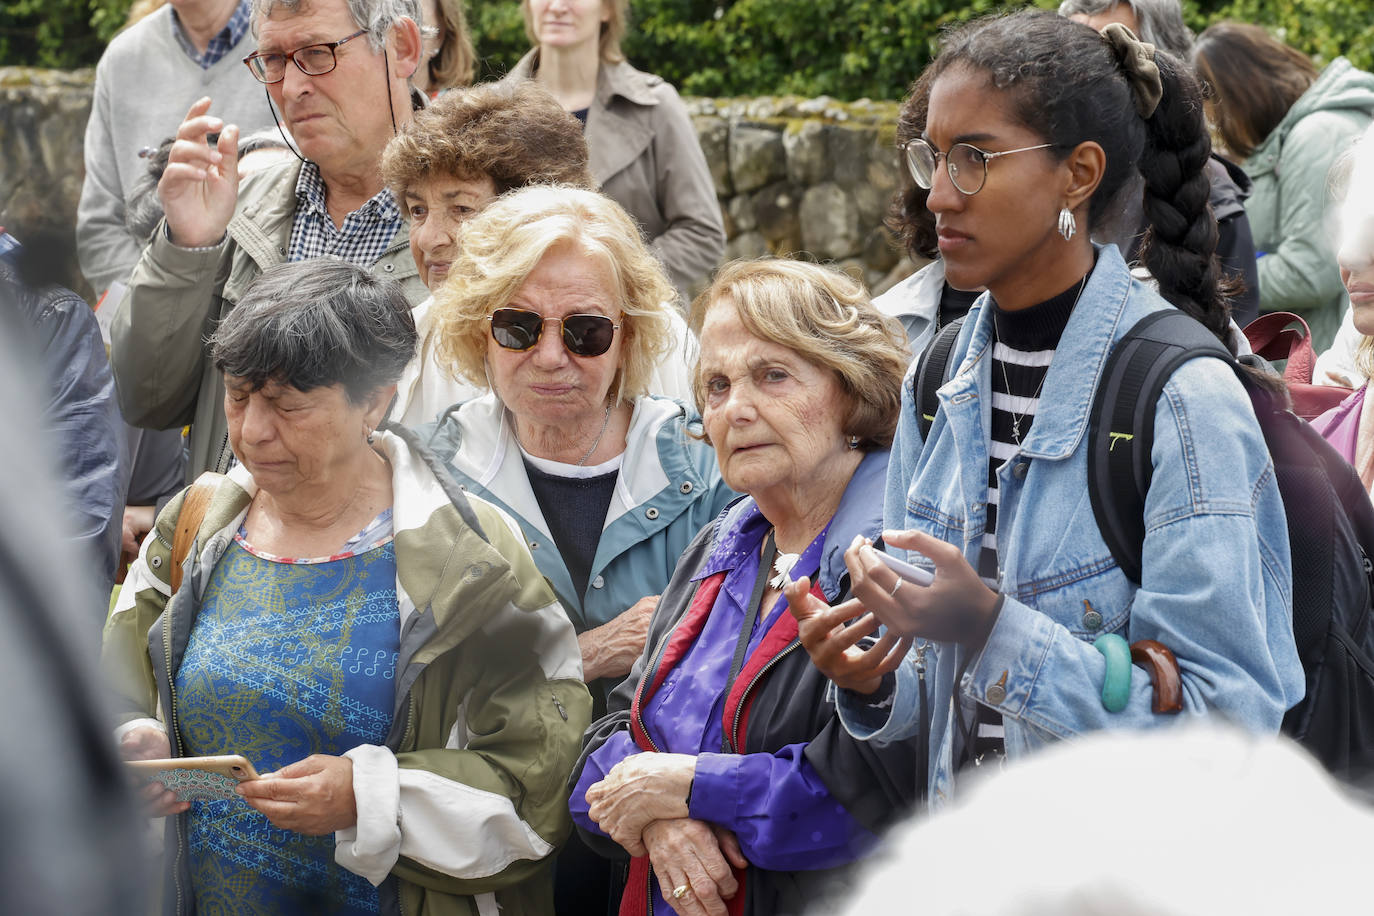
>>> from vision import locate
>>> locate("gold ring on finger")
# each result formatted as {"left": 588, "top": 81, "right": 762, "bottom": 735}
{"left": 672, "top": 883, "right": 691, "bottom": 900}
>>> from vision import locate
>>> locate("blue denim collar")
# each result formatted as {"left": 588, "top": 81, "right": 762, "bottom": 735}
{"left": 944, "top": 243, "right": 1133, "bottom": 461}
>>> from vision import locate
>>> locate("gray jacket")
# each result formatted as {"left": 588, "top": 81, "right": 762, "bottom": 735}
{"left": 110, "top": 159, "right": 426, "bottom": 484}
{"left": 506, "top": 52, "right": 725, "bottom": 299}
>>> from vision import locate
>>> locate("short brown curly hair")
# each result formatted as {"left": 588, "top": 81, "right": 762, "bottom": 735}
{"left": 688, "top": 259, "right": 909, "bottom": 450}
{"left": 381, "top": 82, "right": 595, "bottom": 200}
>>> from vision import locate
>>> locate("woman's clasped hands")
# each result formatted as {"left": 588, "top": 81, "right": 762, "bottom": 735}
{"left": 585, "top": 752, "right": 747, "bottom": 916}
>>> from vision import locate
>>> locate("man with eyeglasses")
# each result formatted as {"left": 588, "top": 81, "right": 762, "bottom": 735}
{"left": 111, "top": 0, "right": 428, "bottom": 484}
{"left": 78, "top": 0, "right": 270, "bottom": 300}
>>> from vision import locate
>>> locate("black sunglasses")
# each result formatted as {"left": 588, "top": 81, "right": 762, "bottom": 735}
{"left": 488, "top": 308, "right": 620, "bottom": 357}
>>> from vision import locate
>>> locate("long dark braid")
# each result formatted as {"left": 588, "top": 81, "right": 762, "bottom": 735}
{"left": 1135, "top": 50, "right": 1232, "bottom": 340}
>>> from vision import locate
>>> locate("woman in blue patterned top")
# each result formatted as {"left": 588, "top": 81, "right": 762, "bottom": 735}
{"left": 103, "top": 258, "right": 591, "bottom": 916}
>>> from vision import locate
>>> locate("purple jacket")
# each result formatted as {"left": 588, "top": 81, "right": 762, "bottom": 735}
{"left": 569, "top": 450, "right": 922, "bottom": 915}
{"left": 1311, "top": 385, "right": 1366, "bottom": 463}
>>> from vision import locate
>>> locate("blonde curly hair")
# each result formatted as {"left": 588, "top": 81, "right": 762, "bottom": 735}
{"left": 433, "top": 186, "right": 676, "bottom": 404}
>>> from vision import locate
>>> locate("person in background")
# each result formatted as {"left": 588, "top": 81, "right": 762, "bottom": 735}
{"left": 571, "top": 258, "right": 918, "bottom": 916}
{"left": 117, "top": 128, "right": 293, "bottom": 564}
{"left": 112, "top": 0, "right": 428, "bottom": 485}
{"left": 1192, "top": 22, "right": 1374, "bottom": 349}
{"left": 0, "top": 228, "right": 127, "bottom": 603}
{"left": 78, "top": 0, "right": 272, "bottom": 298}
{"left": 103, "top": 258, "right": 590, "bottom": 915}
{"left": 380, "top": 82, "right": 696, "bottom": 428}
{"left": 1056, "top": 0, "right": 1261, "bottom": 326}
{"left": 420, "top": 185, "right": 735, "bottom": 912}
{"left": 413, "top": 0, "right": 474, "bottom": 96}
{"left": 0, "top": 285, "right": 145, "bottom": 916}
{"left": 795, "top": 11, "right": 1301, "bottom": 804}
{"left": 504, "top": 0, "right": 725, "bottom": 301}
{"left": 1311, "top": 125, "right": 1374, "bottom": 491}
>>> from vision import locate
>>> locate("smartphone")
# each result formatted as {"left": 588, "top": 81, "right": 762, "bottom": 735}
{"left": 126, "top": 755, "right": 259, "bottom": 803}
{"left": 876, "top": 549, "right": 934, "bottom": 586}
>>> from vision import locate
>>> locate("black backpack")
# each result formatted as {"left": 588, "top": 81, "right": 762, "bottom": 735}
{"left": 915, "top": 310, "right": 1374, "bottom": 777}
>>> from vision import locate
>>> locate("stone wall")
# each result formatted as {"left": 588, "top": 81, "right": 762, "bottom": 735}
{"left": 0, "top": 68, "right": 96, "bottom": 301}
{"left": 0, "top": 68, "right": 917, "bottom": 302}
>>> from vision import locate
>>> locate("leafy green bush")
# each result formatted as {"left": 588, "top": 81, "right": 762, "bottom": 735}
{"left": 4, "top": 0, "right": 1372, "bottom": 96}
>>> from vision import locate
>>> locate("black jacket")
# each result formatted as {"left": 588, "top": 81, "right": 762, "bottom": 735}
{"left": 571, "top": 452, "right": 921, "bottom": 915}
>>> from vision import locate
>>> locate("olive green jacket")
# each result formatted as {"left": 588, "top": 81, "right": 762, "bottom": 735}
{"left": 101, "top": 430, "right": 592, "bottom": 916}
{"left": 110, "top": 159, "right": 427, "bottom": 485}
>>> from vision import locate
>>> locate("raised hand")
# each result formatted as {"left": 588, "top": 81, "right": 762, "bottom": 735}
{"left": 785, "top": 577, "right": 911, "bottom": 694}
{"left": 158, "top": 97, "right": 241, "bottom": 249}
{"left": 844, "top": 531, "right": 1000, "bottom": 649}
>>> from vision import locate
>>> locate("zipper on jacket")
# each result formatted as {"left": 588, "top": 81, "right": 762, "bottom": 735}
{"left": 914, "top": 641, "right": 929, "bottom": 802}
{"left": 725, "top": 641, "right": 801, "bottom": 753}
{"left": 163, "top": 579, "right": 186, "bottom": 916}
{"left": 213, "top": 430, "right": 232, "bottom": 474}
{"left": 633, "top": 621, "right": 681, "bottom": 754}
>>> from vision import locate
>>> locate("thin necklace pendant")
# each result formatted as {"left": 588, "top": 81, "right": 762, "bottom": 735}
{"left": 577, "top": 405, "right": 614, "bottom": 466}
{"left": 510, "top": 404, "right": 614, "bottom": 466}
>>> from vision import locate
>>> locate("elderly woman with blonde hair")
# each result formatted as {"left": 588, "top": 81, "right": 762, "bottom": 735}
{"left": 568, "top": 258, "right": 923, "bottom": 916}
{"left": 423, "top": 186, "right": 734, "bottom": 693}
{"left": 420, "top": 184, "right": 736, "bottom": 911}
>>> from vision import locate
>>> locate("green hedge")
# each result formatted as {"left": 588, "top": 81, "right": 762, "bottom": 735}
{"left": 4, "top": 0, "right": 1371, "bottom": 99}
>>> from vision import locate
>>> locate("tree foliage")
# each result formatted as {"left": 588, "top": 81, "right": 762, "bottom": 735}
{"left": 2, "top": 0, "right": 1371, "bottom": 96}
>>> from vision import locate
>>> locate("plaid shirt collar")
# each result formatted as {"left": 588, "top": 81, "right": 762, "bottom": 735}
{"left": 170, "top": 0, "right": 252, "bottom": 69}
{"left": 289, "top": 161, "right": 402, "bottom": 266}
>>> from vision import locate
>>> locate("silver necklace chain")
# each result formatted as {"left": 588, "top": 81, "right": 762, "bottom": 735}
{"left": 992, "top": 275, "right": 1087, "bottom": 444}
{"left": 513, "top": 404, "right": 614, "bottom": 467}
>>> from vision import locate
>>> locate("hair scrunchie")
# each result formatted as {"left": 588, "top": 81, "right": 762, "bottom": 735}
{"left": 1100, "top": 21, "right": 1162, "bottom": 119}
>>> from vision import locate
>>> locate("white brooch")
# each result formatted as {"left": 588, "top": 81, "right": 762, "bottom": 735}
{"left": 770, "top": 552, "right": 801, "bottom": 589}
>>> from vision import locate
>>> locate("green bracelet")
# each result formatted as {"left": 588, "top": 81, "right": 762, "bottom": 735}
{"left": 1093, "top": 633, "right": 1132, "bottom": 713}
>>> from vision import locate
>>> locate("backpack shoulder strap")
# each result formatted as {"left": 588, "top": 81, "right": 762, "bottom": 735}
{"left": 1087, "top": 310, "right": 1232, "bottom": 583}
{"left": 170, "top": 472, "right": 226, "bottom": 593}
{"left": 915, "top": 317, "right": 967, "bottom": 440}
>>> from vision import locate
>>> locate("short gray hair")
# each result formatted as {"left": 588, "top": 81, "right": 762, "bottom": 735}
{"left": 1056, "top": 0, "right": 1193, "bottom": 57}
{"left": 211, "top": 258, "right": 417, "bottom": 403}
{"left": 251, "top": 0, "right": 420, "bottom": 52}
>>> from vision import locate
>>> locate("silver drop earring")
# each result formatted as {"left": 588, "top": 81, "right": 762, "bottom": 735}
{"left": 847, "top": 435, "right": 860, "bottom": 450}
{"left": 1058, "top": 206, "right": 1077, "bottom": 241}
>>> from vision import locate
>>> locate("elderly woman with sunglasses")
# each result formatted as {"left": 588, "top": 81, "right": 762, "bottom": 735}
{"left": 421, "top": 186, "right": 736, "bottom": 707}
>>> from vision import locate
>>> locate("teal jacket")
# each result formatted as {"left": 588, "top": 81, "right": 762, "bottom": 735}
{"left": 1246, "top": 57, "right": 1374, "bottom": 349}
{"left": 422, "top": 393, "right": 737, "bottom": 639}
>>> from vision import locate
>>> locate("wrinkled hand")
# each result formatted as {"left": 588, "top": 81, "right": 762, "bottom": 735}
{"left": 845, "top": 532, "right": 1000, "bottom": 648}
{"left": 159, "top": 97, "right": 240, "bottom": 248}
{"left": 122, "top": 505, "right": 157, "bottom": 558}
{"left": 238, "top": 754, "right": 356, "bottom": 835}
{"left": 119, "top": 726, "right": 189, "bottom": 817}
{"left": 585, "top": 752, "right": 694, "bottom": 856}
{"left": 579, "top": 595, "right": 657, "bottom": 681}
{"left": 643, "top": 818, "right": 746, "bottom": 916}
{"left": 786, "top": 576, "right": 911, "bottom": 694}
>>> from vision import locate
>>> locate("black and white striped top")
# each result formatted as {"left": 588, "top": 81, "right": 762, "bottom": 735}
{"left": 965, "top": 276, "right": 1084, "bottom": 768}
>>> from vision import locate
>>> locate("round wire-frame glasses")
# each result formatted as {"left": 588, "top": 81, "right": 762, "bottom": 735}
{"left": 899, "top": 138, "right": 1056, "bottom": 196}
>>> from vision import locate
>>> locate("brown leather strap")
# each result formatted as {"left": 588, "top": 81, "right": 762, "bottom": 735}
{"left": 169, "top": 474, "right": 224, "bottom": 594}
{"left": 1130, "top": 639, "right": 1184, "bottom": 714}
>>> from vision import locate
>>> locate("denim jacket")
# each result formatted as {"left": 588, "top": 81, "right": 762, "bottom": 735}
{"left": 841, "top": 245, "right": 1305, "bottom": 806}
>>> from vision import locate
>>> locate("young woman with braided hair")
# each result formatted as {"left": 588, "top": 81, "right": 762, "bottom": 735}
{"left": 787, "top": 9, "right": 1303, "bottom": 803}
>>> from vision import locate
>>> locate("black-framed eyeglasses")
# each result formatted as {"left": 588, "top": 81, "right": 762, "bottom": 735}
{"left": 488, "top": 308, "right": 620, "bottom": 358}
{"left": 243, "top": 29, "right": 368, "bottom": 84}
{"left": 899, "top": 138, "right": 1056, "bottom": 196}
